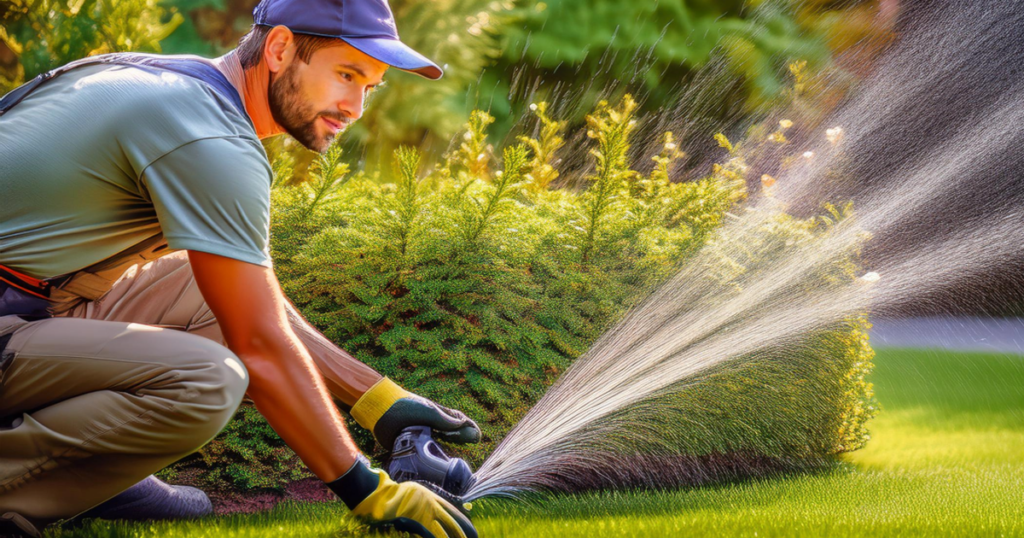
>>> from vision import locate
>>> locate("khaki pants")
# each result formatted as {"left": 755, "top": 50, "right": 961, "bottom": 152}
{"left": 0, "top": 251, "right": 379, "bottom": 521}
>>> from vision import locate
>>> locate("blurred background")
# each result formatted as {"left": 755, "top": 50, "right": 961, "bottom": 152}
{"left": 0, "top": 0, "right": 896, "bottom": 169}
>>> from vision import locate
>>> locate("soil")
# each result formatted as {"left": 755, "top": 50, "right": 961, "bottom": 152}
{"left": 207, "top": 478, "right": 335, "bottom": 515}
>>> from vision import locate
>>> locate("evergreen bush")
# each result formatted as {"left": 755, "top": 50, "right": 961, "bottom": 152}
{"left": 170, "top": 90, "right": 874, "bottom": 492}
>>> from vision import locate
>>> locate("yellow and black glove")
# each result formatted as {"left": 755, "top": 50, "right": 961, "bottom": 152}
{"left": 328, "top": 457, "right": 477, "bottom": 538}
{"left": 351, "top": 377, "right": 480, "bottom": 450}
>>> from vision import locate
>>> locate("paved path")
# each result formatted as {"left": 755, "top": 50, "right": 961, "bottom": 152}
{"left": 870, "top": 316, "right": 1024, "bottom": 355}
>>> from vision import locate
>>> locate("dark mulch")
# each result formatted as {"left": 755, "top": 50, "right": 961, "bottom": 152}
{"left": 206, "top": 479, "right": 334, "bottom": 515}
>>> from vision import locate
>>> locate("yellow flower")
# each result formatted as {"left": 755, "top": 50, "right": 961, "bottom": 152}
{"left": 761, "top": 174, "right": 776, "bottom": 188}
{"left": 714, "top": 133, "right": 734, "bottom": 153}
{"left": 779, "top": 119, "right": 793, "bottom": 129}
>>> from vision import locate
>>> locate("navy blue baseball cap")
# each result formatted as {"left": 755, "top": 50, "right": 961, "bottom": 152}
{"left": 253, "top": 0, "right": 443, "bottom": 80}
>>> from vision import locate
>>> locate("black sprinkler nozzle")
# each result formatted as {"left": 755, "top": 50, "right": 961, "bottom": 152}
{"left": 387, "top": 426, "right": 476, "bottom": 511}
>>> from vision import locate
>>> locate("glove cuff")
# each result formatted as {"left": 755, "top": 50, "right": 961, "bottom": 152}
{"left": 326, "top": 455, "right": 381, "bottom": 510}
{"left": 351, "top": 377, "right": 410, "bottom": 431}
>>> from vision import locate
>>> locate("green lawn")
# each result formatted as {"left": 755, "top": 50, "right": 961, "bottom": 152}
{"left": 49, "top": 347, "right": 1024, "bottom": 537}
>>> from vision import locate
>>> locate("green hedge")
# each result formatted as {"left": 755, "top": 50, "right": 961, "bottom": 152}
{"left": 169, "top": 93, "right": 874, "bottom": 491}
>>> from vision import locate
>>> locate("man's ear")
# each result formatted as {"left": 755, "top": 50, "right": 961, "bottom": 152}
{"left": 264, "top": 25, "right": 295, "bottom": 74}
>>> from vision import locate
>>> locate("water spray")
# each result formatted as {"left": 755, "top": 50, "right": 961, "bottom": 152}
{"left": 403, "top": 0, "right": 1024, "bottom": 505}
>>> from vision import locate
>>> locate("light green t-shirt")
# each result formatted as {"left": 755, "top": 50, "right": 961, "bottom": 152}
{"left": 0, "top": 60, "right": 272, "bottom": 279}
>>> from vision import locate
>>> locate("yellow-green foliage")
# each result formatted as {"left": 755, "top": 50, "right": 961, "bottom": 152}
{"left": 286, "top": 94, "right": 744, "bottom": 466}
{"left": 172, "top": 95, "right": 873, "bottom": 491}
{"left": 445, "top": 110, "right": 497, "bottom": 182}
{"left": 0, "top": 0, "right": 183, "bottom": 91}
{"left": 516, "top": 102, "right": 565, "bottom": 192}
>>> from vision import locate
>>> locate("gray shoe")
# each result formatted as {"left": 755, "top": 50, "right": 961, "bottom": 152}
{"left": 80, "top": 475, "right": 212, "bottom": 521}
{"left": 0, "top": 512, "right": 41, "bottom": 538}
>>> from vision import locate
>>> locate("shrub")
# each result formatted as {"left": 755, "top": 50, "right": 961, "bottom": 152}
{"left": 159, "top": 404, "right": 314, "bottom": 489}
{"left": 616, "top": 203, "right": 876, "bottom": 466}
{"left": 281, "top": 97, "right": 752, "bottom": 467}
{"left": 170, "top": 90, "right": 874, "bottom": 491}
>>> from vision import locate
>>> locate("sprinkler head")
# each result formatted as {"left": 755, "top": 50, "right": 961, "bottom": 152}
{"left": 387, "top": 426, "right": 476, "bottom": 502}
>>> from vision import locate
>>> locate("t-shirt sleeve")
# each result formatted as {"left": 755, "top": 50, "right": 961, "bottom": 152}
{"left": 140, "top": 136, "right": 272, "bottom": 267}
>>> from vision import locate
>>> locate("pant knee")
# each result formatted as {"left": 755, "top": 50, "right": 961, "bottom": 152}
{"left": 165, "top": 337, "right": 249, "bottom": 444}
{"left": 209, "top": 349, "right": 250, "bottom": 412}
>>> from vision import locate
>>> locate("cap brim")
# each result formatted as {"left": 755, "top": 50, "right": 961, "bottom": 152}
{"left": 340, "top": 36, "right": 443, "bottom": 80}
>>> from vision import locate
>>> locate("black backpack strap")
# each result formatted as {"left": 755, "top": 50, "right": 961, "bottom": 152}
{"left": 0, "top": 53, "right": 246, "bottom": 119}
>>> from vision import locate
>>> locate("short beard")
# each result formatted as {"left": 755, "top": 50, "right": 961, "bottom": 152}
{"left": 268, "top": 62, "right": 344, "bottom": 153}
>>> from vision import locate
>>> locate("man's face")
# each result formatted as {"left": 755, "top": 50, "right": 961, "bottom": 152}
{"left": 268, "top": 40, "right": 388, "bottom": 153}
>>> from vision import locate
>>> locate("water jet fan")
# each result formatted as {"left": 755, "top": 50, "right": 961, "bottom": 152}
{"left": 453, "top": 0, "right": 1024, "bottom": 503}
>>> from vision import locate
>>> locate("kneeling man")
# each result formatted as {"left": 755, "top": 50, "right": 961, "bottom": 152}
{"left": 0, "top": 0, "right": 478, "bottom": 536}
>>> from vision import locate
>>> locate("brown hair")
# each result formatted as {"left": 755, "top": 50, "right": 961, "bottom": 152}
{"left": 236, "top": 24, "right": 344, "bottom": 70}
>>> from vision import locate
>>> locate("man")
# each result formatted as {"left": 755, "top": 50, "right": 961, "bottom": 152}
{"left": 0, "top": 0, "right": 480, "bottom": 536}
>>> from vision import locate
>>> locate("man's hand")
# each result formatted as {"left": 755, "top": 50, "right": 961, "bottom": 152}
{"left": 351, "top": 377, "right": 481, "bottom": 450}
{"left": 187, "top": 250, "right": 359, "bottom": 481}
{"left": 328, "top": 458, "right": 477, "bottom": 538}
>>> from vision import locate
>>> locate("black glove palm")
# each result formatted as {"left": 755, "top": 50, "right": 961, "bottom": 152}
{"left": 351, "top": 378, "right": 480, "bottom": 450}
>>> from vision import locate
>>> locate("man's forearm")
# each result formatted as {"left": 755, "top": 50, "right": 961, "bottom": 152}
{"left": 186, "top": 251, "right": 367, "bottom": 482}
{"left": 285, "top": 300, "right": 382, "bottom": 408}
{"left": 238, "top": 326, "right": 361, "bottom": 482}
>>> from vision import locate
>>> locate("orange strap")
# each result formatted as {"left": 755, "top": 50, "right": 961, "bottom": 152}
{"left": 0, "top": 264, "right": 52, "bottom": 300}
